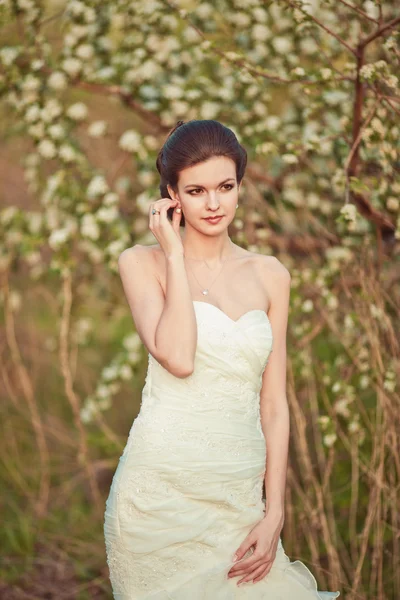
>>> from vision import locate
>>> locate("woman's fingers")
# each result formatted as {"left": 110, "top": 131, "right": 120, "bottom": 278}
{"left": 149, "top": 198, "right": 173, "bottom": 227}
{"left": 252, "top": 562, "right": 273, "bottom": 583}
{"left": 148, "top": 197, "right": 183, "bottom": 256}
{"left": 236, "top": 558, "right": 273, "bottom": 585}
{"left": 149, "top": 198, "right": 178, "bottom": 236}
{"left": 171, "top": 203, "right": 182, "bottom": 234}
{"left": 228, "top": 553, "right": 264, "bottom": 579}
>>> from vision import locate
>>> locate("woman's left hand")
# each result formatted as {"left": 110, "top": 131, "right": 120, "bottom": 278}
{"left": 227, "top": 508, "right": 284, "bottom": 585}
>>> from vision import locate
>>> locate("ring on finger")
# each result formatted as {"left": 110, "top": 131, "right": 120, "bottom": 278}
{"left": 152, "top": 209, "right": 161, "bottom": 215}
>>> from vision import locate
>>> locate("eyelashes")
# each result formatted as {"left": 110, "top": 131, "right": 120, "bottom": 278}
{"left": 187, "top": 184, "right": 234, "bottom": 195}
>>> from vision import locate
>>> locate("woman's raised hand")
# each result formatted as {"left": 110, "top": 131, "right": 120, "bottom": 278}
{"left": 148, "top": 198, "right": 184, "bottom": 258}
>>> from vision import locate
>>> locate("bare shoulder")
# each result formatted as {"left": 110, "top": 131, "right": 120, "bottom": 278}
{"left": 258, "top": 254, "right": 290, "bottom": 281}
{"left": 118, "top": 243, "right": 158, "bottom": 268}
{"left": 251, "top": 254, "right": 291, "bottom": 318}
{"left": 246, "top": 250, "right": 291, "bottom": 283}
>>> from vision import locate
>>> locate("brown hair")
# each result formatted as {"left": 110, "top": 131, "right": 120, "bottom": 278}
{"left": 156, "top": 119, "right": 247, "bottom": 227}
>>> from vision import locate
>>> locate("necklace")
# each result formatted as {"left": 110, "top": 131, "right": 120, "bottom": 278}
{"left": 185, "top": 242, "right": 236, "bottom": 296}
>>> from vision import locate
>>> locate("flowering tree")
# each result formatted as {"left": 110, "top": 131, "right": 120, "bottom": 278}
{"left": 1, "top": 0, "right": 399, "bottom": 597}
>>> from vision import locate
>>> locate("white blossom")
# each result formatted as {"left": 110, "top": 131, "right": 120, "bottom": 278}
{"left": 323, "top": 433, "right": 337, "bottom": 448}
{"left": 348, "top": 419, "right": 361, "bottom": 433}
{"left": 195, "top": 3, "right": 213, "bottom": 18}
{"left": 200, "top": 101, "right": 220, "bottom": 119}
{"left": 76, "top": 43, "right": 95, "bottom": 60}
{"left": 292, "top": 67, "right": 306, "bottom": 77}
{"left": 103, "top": 192, "right": 119, "bottom": 206}
{"left": 334, "top": 398, "right": 351, "bottom": 418}
{"left": 21, "top": 74, "right": 41, "bottom": 92}
{"left": 48, "top": 228, "right": 70, "bottom": 249}
{"left": 102, "top": 365, "right": 119, "bottom": 381}
{"left": 340, "top": 203, "right": 357, "bottom": 222}
{"left": 47, "top": 71, "right": 68, "bottom": 90}
{"left": 84, "top": 6, "right": 96, "bottom": 22}
{"left": 62, "top": 57, "right": 83, "bottom": 77}
{"left": 161, "top": 84, "right": 183, "bottom": 100}
{"left": 301, "top": 299, "right": 313, "bottom": 313}
{"left": 28, "top": 122, "right": 45, "bottom": 139}
{"left": 27, "top": 212, "right": 42, "bottom": 234}
{"left": 272, "top": 36, "right": 293, "bottom": 54}
{"left": 37, "top": 139, "right": 57, "bottom": 159}
{"left": 96, "top": 206, "right": 119, "bottom": 223}
{"left": 25, "top": 104, "right": 41, "bottom": 123}
{"left": 251, "top": 24, "right": 271, "bottom": 42}
{"left": 41, "top": 98, "right": 63, "bottom": 122}
{"left": 119, "top": 130, "right": 141, "bottom": 152}
{"left": 80, "top": 397, "right": 99, "bottom": 423}
{"left": 326, "top": 295, "right": 338, "bottom": 310}
{"left": 265, "top": 115, "right": 280, "bottom": 130}
{"left": 123, "top": 332, "right": 142, "bottom": 352}
{"left": 321, "top": 68, "right": 332, "bottom": 80}
{"left": 385, "top": 75, "right": 398, "bottom": 89}
{"left": 88, "top": 120, "right": 108, "bottom": 138}
{"left": 363, "top": 1, "right": 379, "bottom": 19}
{"left": 360, "top": 64, "right": 374, "bottom": 80}
{"left": 66, "top": 102, "right": 88, "bottom": 121}
{"left": 1, "top": 206, "right": 18, "bottom": 225}
{"left": 87, "top": 175, "right": 109, "bottom": 199}
{"left": 386, "top": 196, "right": 399, "bottom": 211}
{"left": 318, "top": 415, "right": 330, "bottom": 430}
{"left": 107, "top": 239, "right": 126, "bottom": 258}
{"left": 67, "top": 0, "right": 86, "bottom": 17}
{"left": 81, "top": 213, "right": 100, "bottom": 240}
{"left": 48, "top": 124, "right": 66, "bottom": 139}
{"left": 359, "top": 375, "right": 369, "bottom": 389}
{"left": 59, "top": 144, "right": 77, "bottom": 163}
{"left": 284, "top": 188, "right": 304, "bottom": 207}
{"left": 119, "top": 364, "right": 133, "bottom": 380}
{"left": 282, "top": 153, "right": 298, "bottom": 164}
{"left": 96, "top": 66, "right": 116, "bottom": 80}
{"left": 0, "top": 46, "right": 20, "bottom": 66}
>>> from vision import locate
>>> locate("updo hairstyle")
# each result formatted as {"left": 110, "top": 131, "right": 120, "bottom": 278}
{"left": 155, "top": 119, "right": 247, "bottom": 227}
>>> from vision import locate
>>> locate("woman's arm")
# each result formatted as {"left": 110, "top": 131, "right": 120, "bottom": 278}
{"left": 118, "top": 244, "right": 197, "bottom": 378}
{"left": 259, "top": 257, "right": 291, "bottom": 517}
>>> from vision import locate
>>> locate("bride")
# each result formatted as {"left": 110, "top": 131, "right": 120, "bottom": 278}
{"left": 104, "top": 119, "right": 340, "bottom": 599}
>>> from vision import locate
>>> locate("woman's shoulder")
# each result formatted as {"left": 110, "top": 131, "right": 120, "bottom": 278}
{"left": 117, "top": 244, "right": 160, "bottom": 272}
{"left": 240, "top": 247, "right": 291, "bottom": 280}
{"left": 119, "top": 243, "right": 159, "bottom": 260}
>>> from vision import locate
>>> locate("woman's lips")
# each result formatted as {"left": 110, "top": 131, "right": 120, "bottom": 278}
{"left": 204, "top": 216, "right": 224, "bottom": 223}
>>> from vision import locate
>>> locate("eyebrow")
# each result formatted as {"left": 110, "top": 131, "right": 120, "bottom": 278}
{"left": 184, "top": 178, "right": 235, "bottom": 190}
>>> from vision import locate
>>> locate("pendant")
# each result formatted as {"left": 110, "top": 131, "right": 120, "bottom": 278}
{"left": 202, "top": 289, "right": 209, "bottom": 295}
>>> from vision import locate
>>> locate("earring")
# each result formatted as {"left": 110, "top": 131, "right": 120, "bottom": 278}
{"left": 236, "top": 204, "right": 239, "bottom": 208}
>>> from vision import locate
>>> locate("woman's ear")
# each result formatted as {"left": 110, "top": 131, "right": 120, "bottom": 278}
{"left": 167, "top": 184, "right": 178, "bottom": 201}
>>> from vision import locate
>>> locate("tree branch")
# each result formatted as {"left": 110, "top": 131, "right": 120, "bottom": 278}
{"left": 337, "top": 0, "right": 380, "bottom": 24}
{"left": 281, "top": 0, "right": 357, "bottom": 55}
{"left": 360, "top": 15, "right": 400, "bottom": 48}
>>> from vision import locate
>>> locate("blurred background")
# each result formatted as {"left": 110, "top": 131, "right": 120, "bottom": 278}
{"left": 0, "top": 0, "right": 399, "bottom": 598}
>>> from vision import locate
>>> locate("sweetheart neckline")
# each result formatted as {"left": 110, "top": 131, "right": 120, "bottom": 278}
{"left": 192, "top": 300, "right": 271, "bottom": 326}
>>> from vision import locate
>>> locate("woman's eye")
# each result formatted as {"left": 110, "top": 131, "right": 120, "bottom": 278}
{"left": 188, "top": 184, "right": 234, "bottom": 195}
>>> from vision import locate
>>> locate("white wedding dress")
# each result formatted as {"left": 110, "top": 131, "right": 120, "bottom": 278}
{"left": 104, "top": 300, "right": 341, "bottom": 599}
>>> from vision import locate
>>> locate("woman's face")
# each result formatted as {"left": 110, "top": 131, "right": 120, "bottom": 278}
{"left": 167, "top": 156, "right": 241, "bottom": 232}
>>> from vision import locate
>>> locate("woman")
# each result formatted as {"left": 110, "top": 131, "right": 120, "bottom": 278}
{"left": 104, "top": 120, "right": 340, "bottom": 599}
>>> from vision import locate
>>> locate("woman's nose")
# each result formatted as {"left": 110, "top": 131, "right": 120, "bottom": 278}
{"left": 206, "top": 192, "right": 220, "bottom": 209}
